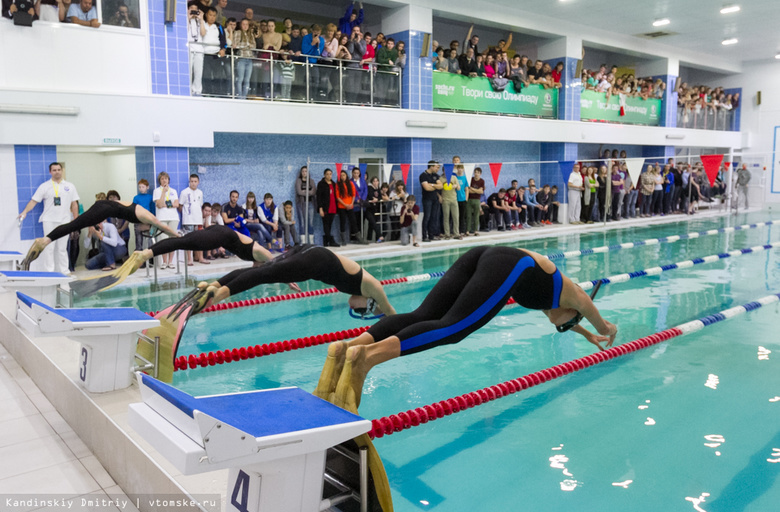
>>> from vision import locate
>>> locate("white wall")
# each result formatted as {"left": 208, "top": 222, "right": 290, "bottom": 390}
{"left": 0, "top": 146, "right": 23, "bottom": 252}
{"left": 713, "top": 59, "right": 780, "bottom": 203}
{"left": 0, "top": 89, "right": 742, "bottom": 150}
{"left": 0, "top": 19, "right": 149, "bottom": 95}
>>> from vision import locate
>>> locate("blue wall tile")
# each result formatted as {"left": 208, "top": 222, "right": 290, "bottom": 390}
{"left": 15, "top": 145, "right": 57, "bottom": 240}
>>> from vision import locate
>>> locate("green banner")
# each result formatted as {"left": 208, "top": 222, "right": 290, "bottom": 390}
{"left": 580, "top": 89, "right": 662, "bottom": 125}
{"left": 432, "top": 73, "right": 558, "bottom": 118}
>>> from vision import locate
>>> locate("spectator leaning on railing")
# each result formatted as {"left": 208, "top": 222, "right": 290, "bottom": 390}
{"left": 67, "top": 0, "right": 98, "bottom": 28}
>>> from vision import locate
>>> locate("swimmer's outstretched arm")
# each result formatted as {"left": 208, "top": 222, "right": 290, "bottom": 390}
{"left": 361, "top": 274, "right": 396, "bottom": 316}
{"left": 571, "top": 324, "right": 613, "bottom": 351}
{"left": 560, "top": 278, "right": 617, "bottom": 346}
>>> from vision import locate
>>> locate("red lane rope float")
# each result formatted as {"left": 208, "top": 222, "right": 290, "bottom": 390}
{"left": 172, "top": 325, "right": 371, "bottom": 371}
{"left": 366, "top": 327, "right": 683, "bottom": 440}
{"left": 145, "top": 277, "right": 413, "bottom": 316}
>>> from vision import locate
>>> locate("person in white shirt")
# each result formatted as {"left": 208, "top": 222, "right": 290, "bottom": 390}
{"left": 152, "top": 172, "right": 180, "bottom": 269}
{"left": 567, "top": 164, "right": 584, "bottom": 224}
{"left": 179, "top": 174, "right": 205, "bottom": 265}
{"left": 188, "top": 6, "right": 205, "bottom": 96}
{"left": 18, "top": 162, "right": 80, "bottom": 273}
{"left": 83, "top": 220, "right": 127, "bottom": 271}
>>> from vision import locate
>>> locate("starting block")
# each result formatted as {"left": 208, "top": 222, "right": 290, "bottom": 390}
{"left": 128, "top": 374, "right": 372, "bottom": 512}
{"left": 0, "top": 251, "right": 22, "bottom": 271}
{"left": 15, "top": 292, "right": 159, "bottom": 393}
{"left": 0, "top": 270, "right": 73, "bottom": 305}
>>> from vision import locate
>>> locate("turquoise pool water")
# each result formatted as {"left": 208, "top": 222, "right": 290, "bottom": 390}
{"left": 83, "top": 211, "right": 780, "bottom": 511}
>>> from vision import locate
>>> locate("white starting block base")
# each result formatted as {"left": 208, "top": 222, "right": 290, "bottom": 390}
{"left": 0, "top": 251, "right": 22, "bottom": 271}
{"left": 0, "top": 270, "right": 73, "bottom": 305}
{"left": 15, "top": 292, "right": 159, "bottom": 393}
{"left": 129, "top": 374, "right": 370, "bottom": 512}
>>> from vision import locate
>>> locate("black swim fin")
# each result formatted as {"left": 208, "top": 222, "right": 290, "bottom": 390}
{"left": 69, "top": 274, "right": 121, "bottom": 297}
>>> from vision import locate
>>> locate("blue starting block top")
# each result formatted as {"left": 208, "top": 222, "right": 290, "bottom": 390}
{"left": 17, "top": 292, "right": 154, "bottom": 323}
{"left": 141, "top": 374, "right": 364, "bottom": 439}
{"left": 1, "top": 271, "right": 70, "bottom": 279}
{"left": 0, "top": 251, "right": 22, "bottom": 255}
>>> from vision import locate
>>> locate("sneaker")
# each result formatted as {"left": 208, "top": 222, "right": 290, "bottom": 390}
{"left": 422, "top": 238, "right": 432, "bottom": 242}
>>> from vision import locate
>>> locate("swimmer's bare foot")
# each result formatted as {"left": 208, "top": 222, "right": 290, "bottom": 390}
{"left": 313, "top": 341, "right": 347, "bottom": 401}
{"left": 334, "top": 345, "right": 370, "bottom": 414}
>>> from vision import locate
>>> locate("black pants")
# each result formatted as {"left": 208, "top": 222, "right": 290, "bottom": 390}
{"left": 47, "top": 201, "right": 139, "bottom": 241}
{"left": 421, "top": 197, "right": 437, "bottom": 240}
{"left": 338, "top": 209, "right": 358, "bottom": 237}
{"left": 322, "top": 212, "right": 336, "bottom": 243}
{"left": 203, "top": 54, "right": 227, "bottom": 96}
{"left": 365, "top": 208, "right": 383, "bottom": 241}
{"left": 366, "top": 247, "right": 544, "bottom": 356}
{"left": 651, "top": 190, "right": 663, "bottom": 214}
{"left": 458, "top": 201, "right": 467, "bottom": 233}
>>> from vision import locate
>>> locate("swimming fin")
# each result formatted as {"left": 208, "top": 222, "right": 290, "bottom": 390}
{"left": 19, "top": 238, "right": 47, "bottom": 271}
{"left": 136, "top": 296, "right": 195, "bottom": 383}
{"left": 69, "top": 252, "right": 146, "bottom": 297}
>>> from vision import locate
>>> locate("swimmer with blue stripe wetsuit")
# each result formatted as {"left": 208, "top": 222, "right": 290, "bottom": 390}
{"left": 315, "top": 246, "right": 617, "bottom": 413}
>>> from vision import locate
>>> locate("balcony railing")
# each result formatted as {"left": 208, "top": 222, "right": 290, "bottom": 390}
{"left": 189, "top": 43, "right": 401, "bottom": 108}
{"left": 677, "top": 106, "right": 737, "bottom": 131}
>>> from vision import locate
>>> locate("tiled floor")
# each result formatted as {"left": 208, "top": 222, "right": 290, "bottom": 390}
{"left": 0, "top": 343, "right": 139, "bottom": 512}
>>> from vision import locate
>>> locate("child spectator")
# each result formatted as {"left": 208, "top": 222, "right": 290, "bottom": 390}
{"left": 399, "top": 195, "right": 419, "bottom": 247}
{"left": 106, "top": 189, "right": 131, "bottom": 248}
{"left": 279, "top": 52, "right": 296, "bottom": 100}
{"left": 132, "top": 179, "right": 154, "bottom": 255}
{"left": 280, "top": 200, "right": 300, "bottom": 249}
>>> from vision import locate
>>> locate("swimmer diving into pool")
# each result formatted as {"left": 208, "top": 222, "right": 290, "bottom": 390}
{"left": 173, "top": 244, "right": 396, "bottom": 319}
{"left": 19, "top": 199, "right": 179, "bottom": 270}
{"left": 70, "top": 224, "right": 285, "bottom": 296}
{"left": 314, "top": 246, "right": 618, "bottom": 414}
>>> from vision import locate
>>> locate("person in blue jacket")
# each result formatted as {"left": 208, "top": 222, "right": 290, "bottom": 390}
{"left": 338, "top": 1, "right": 364, "bottom": 37}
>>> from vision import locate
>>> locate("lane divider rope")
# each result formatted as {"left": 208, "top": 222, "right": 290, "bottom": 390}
{"left": 173, "top": 241, "right": 780, "bottom": 371}
{"left": 367, "top": 293, "right": 780, "bottom": 440}
{"left": 146, "top": 220, "right": 780, "bottom": 316}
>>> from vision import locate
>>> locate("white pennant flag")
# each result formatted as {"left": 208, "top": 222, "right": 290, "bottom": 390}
{"left": 382, "top": 164, "right": 394, "bottom": 183}
{"left": 624, "top": 158, "right": 645, "bottom": 187}
{"left": 462, "top": 163, "right": 476, "bottom": 183}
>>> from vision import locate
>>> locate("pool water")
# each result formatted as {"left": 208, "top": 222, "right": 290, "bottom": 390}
{"left": 83, "top": 211, "right": 780, "bottom": 512}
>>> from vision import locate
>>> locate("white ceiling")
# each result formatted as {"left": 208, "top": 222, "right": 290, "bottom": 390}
{"left": 507, "top": 0, "right": 780, "bottom": 63}
{"left": 230, "top": 0, "right": 780, "bottom": 66}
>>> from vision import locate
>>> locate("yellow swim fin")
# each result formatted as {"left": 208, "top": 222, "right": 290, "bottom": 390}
{"left": 136, "top": 295, "right": 194, "bottom": 383}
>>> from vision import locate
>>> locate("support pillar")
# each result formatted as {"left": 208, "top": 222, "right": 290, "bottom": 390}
{"left": 382, "top": 5, "right": 433, "bottom": 110}
{"left": 538, "top": 37, "right": 582, "bottom": 121}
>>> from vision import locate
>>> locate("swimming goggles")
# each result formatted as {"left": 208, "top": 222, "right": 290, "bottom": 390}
{"left": 556, "top": 281, "right": 603, "bottom": 333}
{"left": 349, "top": 297, "right": 385, "bottom": 320}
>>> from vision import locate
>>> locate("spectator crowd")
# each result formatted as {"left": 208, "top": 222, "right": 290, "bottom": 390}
{"left": 187, "top": 0, "right": 405, "bottom": 105}
{"left": 19, "top": 152, "right": 750, "bottom": 275}
{"left": 432, "top": 29, "right": 563, "bottom": 92}
{"left": 2, "top": 0, "right": 139, "bottom": 28}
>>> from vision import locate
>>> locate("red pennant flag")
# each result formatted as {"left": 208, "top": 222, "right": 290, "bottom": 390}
{"left": 488, "top": 162, "right": 503, "bottom": 187}
{"left": 700, "top": 154, "right": 724, "bottom": 187}
{"left": 724, "top": 162, "right": 731, "bottom": 169}
{"left": 335, "top": 163, "right": 343, "bottom": 174}
{"left": 400, "top": 164, "right": 410, "bottom": 185}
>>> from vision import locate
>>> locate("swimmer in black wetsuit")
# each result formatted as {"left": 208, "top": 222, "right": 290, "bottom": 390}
{"left": 69, "top": 225, "right": 294, "bottom": 298}
{"left": 174, "top": 244, "right": 396, "bottom": 318}
{"left": 314, "top": 246, "right": 617, "bottom": 413}
{"left": 20, "top": 199, "right": 179, "bottom": 270}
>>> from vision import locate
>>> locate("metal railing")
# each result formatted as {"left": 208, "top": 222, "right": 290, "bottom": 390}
{"left": 190, "top": 42, "right": 402, "bottom": 108}
{"left": 677, "top": 106, "right": 737, "bottom": 131}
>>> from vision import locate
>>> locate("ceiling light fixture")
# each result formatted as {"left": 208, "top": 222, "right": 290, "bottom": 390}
{"left": 775, "top": 53, "right": 780, "bottom": 60}
{"left": 722, "top": 38, "right": 739, "bottom": 45}
{"left": 652, "top": 18, "right": 670, "bottom": 27}
{"left": 720, "top": 5, "right": 741, "bottom": 14}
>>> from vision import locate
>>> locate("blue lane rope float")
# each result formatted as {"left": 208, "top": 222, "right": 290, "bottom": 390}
{"left": 168, "top": 219, "right": 780, "bottom": 316}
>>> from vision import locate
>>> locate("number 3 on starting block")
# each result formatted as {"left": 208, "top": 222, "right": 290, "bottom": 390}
{"left": 79, "top": 346, "right": 91, "bottom": 383}
{"left": 228, "top": 469, "right": 261, "bottom": 512}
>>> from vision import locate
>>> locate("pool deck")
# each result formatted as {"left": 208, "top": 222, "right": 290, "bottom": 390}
{"left": 0, "top": 207, "right": 746, "bottom": 512}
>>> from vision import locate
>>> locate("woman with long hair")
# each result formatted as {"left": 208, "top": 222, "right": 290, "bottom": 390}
{"left": 336, "top": 169, "right": 358, "bottom": 245}
{"left": 244, "top": 191, "right": 272, "bottom": 247}
{"left": 232, "top": 18, "right": 256, "bottom": 99}
{"left": 295, "top": 165, "right": 317, "bottom": 244}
